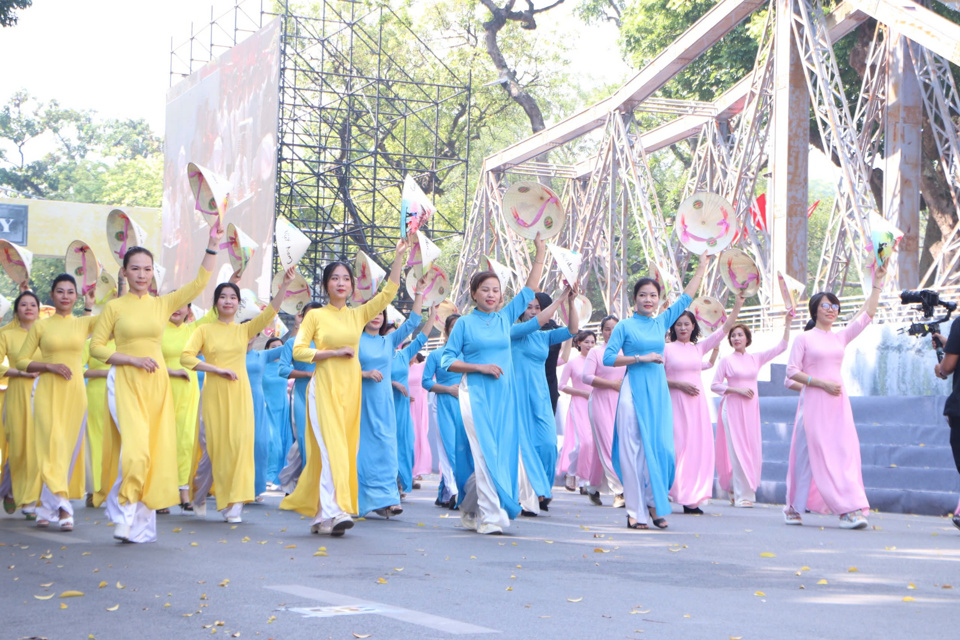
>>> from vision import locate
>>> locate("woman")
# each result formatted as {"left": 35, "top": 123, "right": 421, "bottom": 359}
{"left": 603, "top": 255, "right": 710, "bottom": 530}
{"left": 180, "top": 269, "right": 294, "bottom": 522}
{"left": 512, "top": 290, "right": 578, "bottom": 515}
{"left": 440, "top": 235, "right": 549, "bottom": 535}
{"left": 710, "top": 314, "right": 790, "bottom": 508}
{"left": 277, "top": 301, "right": 321, "bottom": 486}
{"left": 245, "top": 330, "right": 286, "bottom": 499}
{"left": 280, "top": 241, "right": 408, "bottom": 537}
{"left": 665, "top": 294, "right": 744, "bottom": 513}
{"left": 782, "top": 268, "right": 885, "bottom": 529}
{"left": 17, "top": 275, "right": 97, "bottom": 531}
{"left": 262, "top": 336, "right": 291, "bottom": 486}
{"left": 356, "top": 290, "right": 429, "bottom": 517}
{"left": 392, "top": 325, "right": 432, "bottom": 498}
{"left": 408, "top": 353, "right": 430, "bottom": 486}
{"left": 556, "top": 331, "right": 601, "bottom": 502}
{"left": 90, "top": 224, "right": 223, "bottom": 543}
{"left": 0, "top": 291, "right": 41, "bottom": 518}
{"left": 83, "top": 337, "right": 112, "bottom": 504}
{"left": 582, "top": 315, "right": 625, "bottom": 508}
{"left": 423, "top": 314, "right": 470, "bottom": 508}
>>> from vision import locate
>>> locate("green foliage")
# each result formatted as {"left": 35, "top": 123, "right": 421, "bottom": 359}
{"left": 0, "top": 0, "right": 30, "bottom": 27}
{"left": 0, "top": 256, "right": 69, "bottom": 323}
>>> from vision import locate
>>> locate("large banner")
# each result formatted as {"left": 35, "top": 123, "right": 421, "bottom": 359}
{"left": 162, "top": 18, "right": 281, "bottom": 300}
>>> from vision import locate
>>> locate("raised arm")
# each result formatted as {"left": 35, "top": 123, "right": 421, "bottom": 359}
{"left": 161, "top": 223, "right": 223, "bottom": 314}
{"left": 245, "top": 305, "right": 279, "bottom": 339}
{"left": 683, "top": 252, "right": 711, "bottom": 299}
{"left": 267, "top": 267, "right": 296, "bottom": 314}
{"left": 524, "top": 233, "right": 547, "bottom": 291}
{"left": 389, "top": 311, "right": 423, "bottom": 350}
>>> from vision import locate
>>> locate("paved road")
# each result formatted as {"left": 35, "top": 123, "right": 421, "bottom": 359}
{"left": 2, "top": 480, "right": 958, "bottom": 640}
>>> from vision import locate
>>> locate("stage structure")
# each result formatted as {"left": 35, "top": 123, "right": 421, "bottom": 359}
{"left": 170, "top": 1, "right": 470, "bottom": 305}
{"left": 454, "top": 0, "right": 960, "bottom": 323}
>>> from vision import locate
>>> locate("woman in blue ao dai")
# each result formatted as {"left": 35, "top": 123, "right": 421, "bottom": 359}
{"left": 441, "top": 235, "right": 550, "bottom": 534}
{"left": 276, "top": 302, "right": 321, "bottom": 484}
{"left": 245, "top": 334, "right": 285, "bottom": 498}
{"left": 391, "top": 324, "right": 433, "bottom": 497}
{"left": 261, "top": 337, "right": 291, "bottom": 485}
{"left": 603, "top": 255, "right": 711, "bottom": 530}
{"left": 356, "top": 288, "right": 433, "bottom": 517}
{"left": 512, "top": 290, "right": 579, "bottom": 515}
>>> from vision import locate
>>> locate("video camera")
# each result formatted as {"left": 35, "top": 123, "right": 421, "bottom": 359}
{"left": 899, "top": 289, "right": 957, "bottom": 361}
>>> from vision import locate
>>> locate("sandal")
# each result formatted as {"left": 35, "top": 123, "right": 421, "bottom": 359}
{"left": 373, "top": 508, "right": 391, "bottom": 519}
{"left": 649, "top": 509, "right": 668, "bottom": 529}
{"left": 59, "top": 518, "right": 74, "bottom": 532}
{"left": 389, "top": 506, "right": 403, "bottom": 516}
{"left": 953, "top": 514, "right": 960, "bottom": 531}
{"left": 683, "top": 505, "right": 704, "bottom": 515}
{"left": 3, "top": 495, "right": 14, "bottom": 514}
{"left": 36, "top": 518, "right": 50, "bottom": 528}
{"left": 626, "top": 516, "right": 648, "bottom": 530}
{"left": 839, "top": 512, "right": 868, "bottom": 530}
{"left": 784, "top": 509, "right": 803, "bottom": 525}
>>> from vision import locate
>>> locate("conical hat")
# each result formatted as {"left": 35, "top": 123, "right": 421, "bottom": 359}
{"left": 237, "top": 289, "right": 265, "bottom": 323}
{"left": 435, "top": 299, "right": 459, "bottom": 328}
{"left": 93, "top": 269, "right": 118, "bottom": 313}
{"left": 400, "top": 175, "right": 437, "bottom": 238}
{"left": 689, "top": 296, "right": 727, "bottom": 336}
{"left": 0, "top": 294, "right": 10, "bottom": 320}
{"left": 676, "top": 192, "right": 736, "bottom": 255}
{"left": 150, "top": 263, "right": 166, "bottom": 296}
{"left": 64, "top": 240, "right": 103, "bottom": 295}
{"left": 272, "top": 269, "right": 311, "bottom": 315}
{"left": 275, "top": 216, "right": 311, "bottom": 270}
{"left": 405, "top": 264, "right": 450, "bottom": 307}
{"left": 777, "top": 271, "right": 805, "bottom": 314}
{"left": 224, "top": 223, "right": 257, "bottom": 273}
{"left": 263, "top": 315, "right": 289, "bottom": 340}
{"left": 547, "top": 243, "right": 582, "bottom": 286}
{"left": 187, "top": 162, "right": 231, "bottom": 227}
{"left": 406, "top": 232, "right": 442, "bottom": 280}
{"left": 718, "top": 248, "right": 761, "bottom": 297}
{"left": 385, "top": 304, "right": 405, "bottom": 328}
{"left": 557, "top": 294, "right": 593, "bottom": 326}
{"left": 483, "top": 255, "right": 515, "bottom": 292}
{"left": 867, "top": 212, "right": 903, "bottom": 269}
{"left": 502, "top": 181, "right": 565, "bottom": 240}
{"left": 106, "top": 209, "right": 147, "bottom": 266}
{"left": 352, "top": 251, "right": 386, "bottom": 304}
{"left": 0, "top": 240, "right": 32, "bottom": 284}
{"left": 650, "top": 262, "right": 679, "bottom": 300}
{"left": 38, "top": 305, "right": 56, "bottom": 319}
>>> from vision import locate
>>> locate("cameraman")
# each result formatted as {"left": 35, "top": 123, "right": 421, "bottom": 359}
{"left": 932, "top": 326, "right": 960, "bottom": 531}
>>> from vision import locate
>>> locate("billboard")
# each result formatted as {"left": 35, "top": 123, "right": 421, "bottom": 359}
{"left": 162, "top": 18, "right": 281, "bottom": 301}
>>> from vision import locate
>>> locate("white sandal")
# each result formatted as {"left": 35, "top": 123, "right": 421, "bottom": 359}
{"left": 783, "top": 509, "right": 802, "bottom": 525}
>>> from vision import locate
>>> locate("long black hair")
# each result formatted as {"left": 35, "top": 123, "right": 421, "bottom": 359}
{"left": 804, "top": 292, "right": 841, "bottom": 331}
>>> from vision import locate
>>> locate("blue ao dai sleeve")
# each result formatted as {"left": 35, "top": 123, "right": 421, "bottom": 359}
{"left": 440, "top": 319, "right": 465, "bottom": 370}
{"left": 602, "top": 321, "right": 626, "bottom": 367}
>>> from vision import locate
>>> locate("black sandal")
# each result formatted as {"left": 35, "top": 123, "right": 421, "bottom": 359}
{"left": 626, "top": 516, "right": 648, "bottom": 530}
{"left": 651, "top": 517, "right": 668, "bottom": 529}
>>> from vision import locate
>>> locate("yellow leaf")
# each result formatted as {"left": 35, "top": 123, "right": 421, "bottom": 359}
{"left": 116, "top": 582, "right": 125, "bottom": 589}
{"left": 417, "top": 523, "right": 425, "bottom": 527}
{"left": 60, "top": 602, "right": 68, "bottom": 609}
{"left": 219, "top": 579, "right": 230, "bottom": 587}
{"left": 731, "top": 637, "right": 743, "bottom": 639}
{"left": 267, "top": 616, "right": 276, "bottom": 624}
{"left": 393, "top": 568, "right": 403, "bottom": 572}
{"left": 313, "top": 551, "right": 328, "bottom": 557}
{"left": 505, "top": 586, "right": 513, "bottom": 591}
{"left": 544, "top": 540, "right": 554, "bottom": 544}
{"left": 902, "top": 596, "right": 916, "bottom": 602}
{"left": 40, "top": 582, "right": 53, "bottom": 587}
{"left": 34, "top": 593, "right": 55, "bottom": 600}
{"left": 377, "top": 578, "right": 387, "bottom": 584}
{"left": 352, "top": 634, "right": 372, "bottom": 639}
{"left": 59, "top": 590, "right": 85, "bottom": 598}
{"left": 754, "top": 591, "right": 766, "bottom": 597}
{"left": 81, "top": 552, "right": 91, "bottom": 556}
{"left": 567, "top": 597, "right": 583, "bottom": 603}
{"left": 800, "top": 566, "right": 811, "bottom": 571}
{"left": 848, "top": 567, "right": 858, "bottom": 573}
{"left": 172, "top": 527, "right": 182, "bottom": 533}
{"left": 594, "top": 548, "right": 610, "bottom": 553}
{"left": 759, "top": 552, "right": 776, "bottom": 558}
{"left": 164, "top": 603, "right": 171, "bottom": 608}
{"left": 470, "top": 555, "right": 477, "bottom": 559}
{"left": 817, "top": 579, "right": 828, "bottom": 585}
{"left": 241, "top": 537, "right": 250, "bottom": 543}
{"left": 284, "top": 544, "right": 296, "bottom": 549}
{"left": 942, "top": 584, "right": 954, "bottom": 589}
{"left": 106, "top": 604, "right": 119, "bottom": 612}
{"left": 907, "top": 583, "right": 916, "bottom": 589}
{"left": 516, "top": 565, "right": 522, "bottom": 568}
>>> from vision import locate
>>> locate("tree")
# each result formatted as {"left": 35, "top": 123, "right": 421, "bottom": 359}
{"left": 0, "top": 0, "right": 30, "bottom": 27}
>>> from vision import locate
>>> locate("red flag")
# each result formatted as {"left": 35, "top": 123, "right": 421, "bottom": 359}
{"left": 807, "top": 199, "right": 821, "bottom": 218}
{"left": 750, "top": 193, "right": 767, "bottom": 232}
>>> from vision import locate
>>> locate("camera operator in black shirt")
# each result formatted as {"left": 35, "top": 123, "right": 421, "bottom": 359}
{"left": 932, "top": 324, "right": 960, "bottom": 531}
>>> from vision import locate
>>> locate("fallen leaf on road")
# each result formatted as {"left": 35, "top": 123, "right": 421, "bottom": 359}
{"left": 284, "top": 545, "right": 296, "bottom": 549}
{"left": 544, "top": 541, "right": 554, "bottom": 544}
{"left": 98, "top": 581, "right": 107, "bottom": 588}
{"left": 106, "top": 604, "right": 119, "bottom": 612}
{"left": 505, "top": 586, "right": 513, "bottom": 591}
{"left": 60, "top": 602, "right": 68, "bottom": 609}
{"left": 817, "top": 579, "right": 828, "bottom": 585}
{"left": 848, "top": 567, "right": 858, "bottom": 573}
{"left": 267, "top": 616, "right": 276, "bottom": 623}
{"left": 377, "top": 578, "right": 387, "bottom": 584}
{"left": 116, "top": 582, "right": 125, "bottom": 589}
{"left": 40, "top": 582, "right": 53, "bottom": 587}
{"left": 314, "top": 551, "right": 328, "bottom": 557}
{"left": 759, "top": 552, "right": 776, "bottom": 558}
{"left": 800, "top": 566, "right": 810, "bottom": 571}
{"left": 393, "top": 568, "right": 403, "bottom": 572}
{"left": 907, "top": 583, "right": 916, "bottom": 590}
{"left": 59, "top": 590, "right": 85, "bottom": 598}
{"left": 190, "top": 542, "right": 199, "bottom": 547}
{"left": 902, "top": 596, "right": 916, "bottom": 602}
{"left": 754, "top": 591, "right": 766, "bottom": 597}
{"left": 34, "top": 593, "right": 54, "bottom": 600}
{"left": 567, "top": 597, "right": 583, "bottom": 603}
{"left": 219, "top": 579, "right": 230, "bottom": 587}
{"left": 352, "top": 634, "right": 371, "bottom": 639}
{"left": 593, "top": 548, "right": 609, "bottom": 553}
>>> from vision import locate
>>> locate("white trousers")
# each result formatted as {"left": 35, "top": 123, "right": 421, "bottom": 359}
{"left": 458, "top": 377, "right": 509, "bottom": 534}
{"left": 517, "top": 453, "right": 540, "bottom": 514}
{"left": 721, "top": 404, "right": 756, "bottom": 506}
{"left": 307, "top": 382, "right": 344, "bottom": 525}
{"left": 429, "top": 394, "right": 457, "bottom": 503}
{"left": 192, "top": 408, "right": 213, "bottom": 511}
{"left": 616, "top": 381, "right": 655, "bottom": 524}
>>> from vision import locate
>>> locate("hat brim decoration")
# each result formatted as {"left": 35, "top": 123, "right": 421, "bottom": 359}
{"left": 547, "top": 243, "right": 582, "bottom": 287}
{"left": 689, "top": 296, "right": 727, "bottom": 336}
{"left": 435, "top": 299, "right": 459, "bottom": 327}
{"left": 405, "top": 264, "right": 450, "bottom": 307}
{"left": 275, "top": 216, "right": 311, "bottom": 270}
{"left": 0, "top": 240, "right": 33, "bottom": 285}
{"left": 263, "top": 315, "right": 289, "bottom": 340}
{"left": 352, "top": 251, "right": 387, "bottom": 305}
{"left": 406, "top": 232, "right": 442, "bottom": 280}
{"left": 272, "top": 269, "right": 311, "bottom": 315}
{"left": 93, "top": 269, "right": 118, "bottom": 313}
{"left": 502, "top": 181, "right": 565, "bottom": 240}
{"left": 483, "top": 255, "right": 515, "bottom": 292}
{"left": 223, "top": 223, "right": 257, "bottom": 273}
{"left": 718, "top": 247, "right": 761, "bottom": 298}
{"left": 65, "top": 240, "right": 103, "bottom": 295}
{"left": 558, "top": 294, "right": 593, "bottom": 326}
{"left": 237, "top": 289, "right": 265, "bottom": 323}
{"left": 866, "top": 212, "right": 903, "bottom": 270}
{"left": 150, "top": 263, "right": 166, "bottom": 296}
{"left": 777, "top": 271, "right": 805, "bottom": 316}
{"left": 187, "top": 162, "right": 231, "bottom": 228}
{"left": 677, "top": 192, "right": 736, "bottom": 256}
{"left": 400, "top": 175, "right": 437, "bottom": 239}
{"left": 106, "top": 209, "right": 146, "bottom": 267}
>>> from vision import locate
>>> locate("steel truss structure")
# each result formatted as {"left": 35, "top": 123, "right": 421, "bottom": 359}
{"left": 455, "top": 0, "right": 960, "bottom": 321}
{"left": 171, "top": 1, "right": 470, "bottom": 305}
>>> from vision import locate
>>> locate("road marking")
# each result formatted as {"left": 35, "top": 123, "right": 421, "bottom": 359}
{"left": 267, "top": 584, "right": 498, "bottom": 635}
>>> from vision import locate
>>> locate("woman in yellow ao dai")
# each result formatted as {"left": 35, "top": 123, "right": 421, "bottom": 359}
{"left": 180, "top": 268, "right": 296, "bottom": 523}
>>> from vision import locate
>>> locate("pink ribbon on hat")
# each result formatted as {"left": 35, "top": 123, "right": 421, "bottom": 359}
{"left": 219, "top": 238, "right": 245, "bottom": 267}
{"left": 114, "top": 216, "right": 131, "bottom": 261}
{"left": 680, "top": 209, "right": 731, "bottom": 248}
{"left": 285, "top": 287, "right": 309, "bottom": 298}
{"left": 726, "top": 259, "right": 758, "bottom": 291}
{"left": 511, "top": 194, "right": 560, "bottom": 229}
{"left": 417, "top": 271, "right": 439, "bottom": 298}
{"left": 694, "top": 309, "right": 725, "bottom": 332}
{"left": 3, "top": 247, "right": 25, "bottom": 268}
{"left": 74, "top": 246, "right": 96, "bottom": 294}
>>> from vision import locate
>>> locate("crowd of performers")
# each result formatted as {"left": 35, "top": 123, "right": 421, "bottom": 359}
{"left": 2, "top": 220, "right": 958, "bottom": 545}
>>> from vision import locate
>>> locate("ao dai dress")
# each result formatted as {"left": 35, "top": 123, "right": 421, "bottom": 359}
{"left": 408, "top": 360, "right": 431, "bottom": 478}
{"left": 581, "top": 346, "right": 625, "bottom": 496}
{"left": 281, "top": 281, "right": 397, "bottom": 522}
{"left": 603, "top": 293, "right": 691, "bottom": 525}
{"left": 663, "top": 329, "right": 726, "bottom": 508}
{"left": 355, "top": 314, "right": 420, "bottom": 515}
{"left": 391, "top": 333, "right": 426, "bottom": 494}
{"left": 17, "top": 314, "right": 98, "bottom": 522}
{"left": 180, "top": 308, "right": 279, "bottom": 511}
{"left": 262, "top": 356, "right": 291, "bottom": 484}
{"left": 556, "top": 353, "right": 599, "bottom": 488}
{"left": 441, "top": 287, "right": 538, "bottom": 534}
{"left": 246, "top": 344, "right": 284, "bottom": 496}
{"left": 710, "top": 339, "right": 787, "bottom": 505}
{"left": 278, "top": 336, "right": 315, "bottom": 467}
{"left": 0, "top": 325, "right": 40, "bottom": 509}
{"left": 423, "top": 348, "right": 471, "bottom": 504}
{"left": 82, "top": 339, "right": 112, "bottom": 495}
{"left": 784, "top": 312, "right": 872, "bottom": 516}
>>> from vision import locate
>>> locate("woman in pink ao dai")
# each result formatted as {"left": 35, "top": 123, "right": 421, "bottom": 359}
{"left": 581, "top": 316, "right": 625, "bottom": 507}
{"left": 782, "top": 266, "right": 886, "bottom": 529}
{"left": 710, "top": 312, "right": 791, "bottom": 508}
{"left": 665, "top": 295, "right": 744, "bottom": 513}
